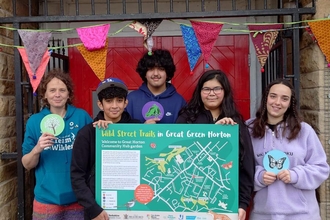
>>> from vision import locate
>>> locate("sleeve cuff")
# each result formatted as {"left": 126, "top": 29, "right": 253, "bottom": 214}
{"left": 289, "top": 170, "right": 298, "bottom": 184}
{"left": 239, "top": 202, "right": 248, "bottom": 211}
{"left": 86, "top": 203, "right": 104, "bottom": 219}
{"left": 258, "top": 171, "right": 266, "bottom": 185}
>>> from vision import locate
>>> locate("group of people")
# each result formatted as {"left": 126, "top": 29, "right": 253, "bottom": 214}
{"left": 22, "top": 49, "right": 329, "bottom": 220}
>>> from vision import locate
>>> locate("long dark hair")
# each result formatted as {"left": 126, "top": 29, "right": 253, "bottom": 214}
{"left": 179, "top": 70, "right": 248, "bottom": 163}
{"left": 249, "top": 78, "right": 302, "bottom": 140}
{"left": 179, "top": 69, "right": 243, "bottom": 124}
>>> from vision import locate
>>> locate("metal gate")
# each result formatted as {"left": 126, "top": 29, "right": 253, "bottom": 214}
{"left": 0, "top": 0, "right": 316, "bottom": 219}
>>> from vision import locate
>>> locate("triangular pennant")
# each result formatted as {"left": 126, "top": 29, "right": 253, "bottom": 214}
{"left": 248, "top": 24, "right": 283, "bottom": 71}
{"left": 129, "top": 21, "right": 147, "bottom": 38}
{"left": 76, "top": 24, "right": 110, "bottom": 51}
{"left": 190, "top": 20, "right": 223, "bottom": 67}
{"left": 18, "top": 48, "right": 50, "bottom": 93}
{"left": 308, "top": 20, "right": 330, "bottom": 65}
{"left": 139, "top": 19, "right": 163, "bottom": 39}
{"left": 129, "top": 19, "right": 162, "bottom": 54}
{"left": 77, "top": 39, "right": 108, "bottom": 81}
{"left": 18, "top": 30, "right": 52, "bottom": 75}
{"left": 180, "top": 24, "right": 202, "bottom": 74}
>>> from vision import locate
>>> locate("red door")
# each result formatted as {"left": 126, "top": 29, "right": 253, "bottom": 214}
{"left": 68, "top": 35, "right": 250, "bottom": 119}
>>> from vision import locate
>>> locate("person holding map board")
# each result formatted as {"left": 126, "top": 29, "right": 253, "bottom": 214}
{"left": 176, "top": 69, "right": 255, "bottom": 220}
{"left": 22, "top": 69, "right": 92, "bottom": 219}
{"left": 246, "top": 79, "right": 329, "bottom": 220}
{"left": 71, "top": 77, "right": 140, "bottom": 220}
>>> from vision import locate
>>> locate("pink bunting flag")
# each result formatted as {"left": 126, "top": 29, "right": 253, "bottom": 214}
{"left": 18, "top": 30, "right": 52, "bottom": 76}
{"left": 76, "top": 24, "right": 110, "bottom": 51}
{"left": 18, "top": 48, "right": 50, "bottom": 93}
{"left": 191, "top": 20, "right": 223, "bottom": 67}
{"left": 247, "top": 24, "right": 283, "bottom": 72}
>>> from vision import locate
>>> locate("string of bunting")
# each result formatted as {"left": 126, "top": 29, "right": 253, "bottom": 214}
{"left": 0, "top": 17, "right": 329, "bottom": 93}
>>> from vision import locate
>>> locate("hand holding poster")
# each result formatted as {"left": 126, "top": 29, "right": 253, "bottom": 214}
{"left": 96, "top": 124, "right": 239, "bottom": 220}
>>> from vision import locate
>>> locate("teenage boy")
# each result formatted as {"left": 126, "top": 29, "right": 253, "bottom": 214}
{"left": 71, "top": 78, "right": 140, "bottom": 220}
{"left": 126, "top": 49, "right": 186, "bottom": 124}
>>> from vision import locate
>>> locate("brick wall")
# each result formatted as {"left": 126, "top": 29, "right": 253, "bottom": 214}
{"left": 0, "top": 4, "right": 19, "bottom": 219}
{"left": 0, "top": 0, "right": 38, "bottom": 219}
{"left": 300, "top": 0, "right": 330, "bottom": 219}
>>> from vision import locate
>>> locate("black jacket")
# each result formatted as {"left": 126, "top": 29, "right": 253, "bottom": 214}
{"left": 176, "top": 110, "right": 255, "bottom": 210}
{"left": 71, "top": 111, "right": 140, "bottom": 220}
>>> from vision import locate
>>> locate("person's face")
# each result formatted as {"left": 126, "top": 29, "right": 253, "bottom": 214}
{"left": 200, "top": 78, "right": 224, "bottom": 111}
{"left": 266, "top": 83, "right": 291, "bottom": 124}
{"left": 145, "top": 67, "right": 167, "bottom": 89}
{"left": 98, "top": 97, "right": 128, "bottom": 123}
{"left": 44, "top": 77, "right": 69, "bottom": 109}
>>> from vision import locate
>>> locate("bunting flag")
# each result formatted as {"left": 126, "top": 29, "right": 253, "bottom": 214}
{"left": 18, "top": 48, "right": 50, "bottom": 93}
{"left": 76, "top": 24, "right": 110, "bottom": 51}
{"left": 129, "top": 20, "right": 147, "bottom": 37}
{"left": 180, "top": 24, "right": 202, "bottom": 75}
{"left": 308, "top": 20, "right": 330, "bottom": 66}
{"left": 129, "top": 19, "right": 162, "bottom": 54}
{"left": 139, "top": 19, "right": 163, "bottom": 39}
{"left": 248, "top": 24, "right": 283, "bottom": 72}
{"left": 190, "top": 20, "right": 223, "bottom": 68}
{"left": 77, "top": 39, "right": 108, "bottom": 81}
{"left": 17, "top": 30, "right": 52, "bottom": 77}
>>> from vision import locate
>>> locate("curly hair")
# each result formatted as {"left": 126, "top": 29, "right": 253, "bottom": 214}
{"left": 39, "top": 69, "right": 74, "bottom": 108}
{"left": 136, "top": 49, "right": 176, "bottom": 83}
{"left": 248, "top": 78, "right": 302, "bottom": 140}
{"left": 179, "top": 69, "right": 244, "bottom": 124}
{"left": 97, "top": 87, "right": 128, "bottom": 102}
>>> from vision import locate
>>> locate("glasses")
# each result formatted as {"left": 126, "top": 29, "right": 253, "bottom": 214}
{"left": 201, "top": 86, "right": 224, "bottom": 94}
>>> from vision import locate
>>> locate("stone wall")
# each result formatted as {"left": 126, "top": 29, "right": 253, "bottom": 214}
{"left": 0, "top": 8, "right": 19, "bottom": 220}
{"left": 0, "top": 0, "right": 38, "bottom": 219}
{"left": 300, "top": 0, "right": 330, "bottom": 219}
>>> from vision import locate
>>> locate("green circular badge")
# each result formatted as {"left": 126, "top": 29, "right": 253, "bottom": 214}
{"left": 40, "top": 114, "right": 65, "bottom": 136}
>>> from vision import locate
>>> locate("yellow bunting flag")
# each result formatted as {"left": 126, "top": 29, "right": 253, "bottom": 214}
{"left": 308, "top": 19, "right": 330, "bottom": 65}
{"left": 77, "top": 39, "right": 108, "bottom": 81}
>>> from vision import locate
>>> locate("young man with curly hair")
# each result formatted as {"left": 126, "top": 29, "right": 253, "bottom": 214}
{"left": 126, "top": 49, "right": 186, "bottom": 124}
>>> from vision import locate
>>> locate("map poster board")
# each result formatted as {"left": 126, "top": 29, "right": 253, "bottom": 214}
{"left": 96, "top": 124, "right": 239, "bottom": 220}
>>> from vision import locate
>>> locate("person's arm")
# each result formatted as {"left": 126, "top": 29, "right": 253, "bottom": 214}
{"left": 290, "top": 124, "right": 330, "bottom": 189}
{"left": 71, "top": 127, "right": 104, "bottom": 219}
{"left": 22, "top": 133, "right": 55, "bottom": 170}
{"left": 175, "top": 113, "right": 187, "bottom": 123}
{"left": 22, "top": 149, "right": 40, "bottom": 170}
{"left": 238, "top": 125, "right": 255, "bottom": 211}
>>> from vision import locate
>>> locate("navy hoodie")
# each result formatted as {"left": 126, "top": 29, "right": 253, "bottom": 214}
{"left": 71, "top": 111, "right": 140, "bottom": 220}
{"left": 126, "top": 83, "right": 186, "bottom": 123}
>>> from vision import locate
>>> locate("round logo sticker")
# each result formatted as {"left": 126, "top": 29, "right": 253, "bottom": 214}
{"left": 40, "top": 114, "right": 65, "bottom": 136}
{"left": 263, "top": 150, "right": 290, "bottom": 174}
{"left": 142, "top": 101, "right": 164, "bottom": 121}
